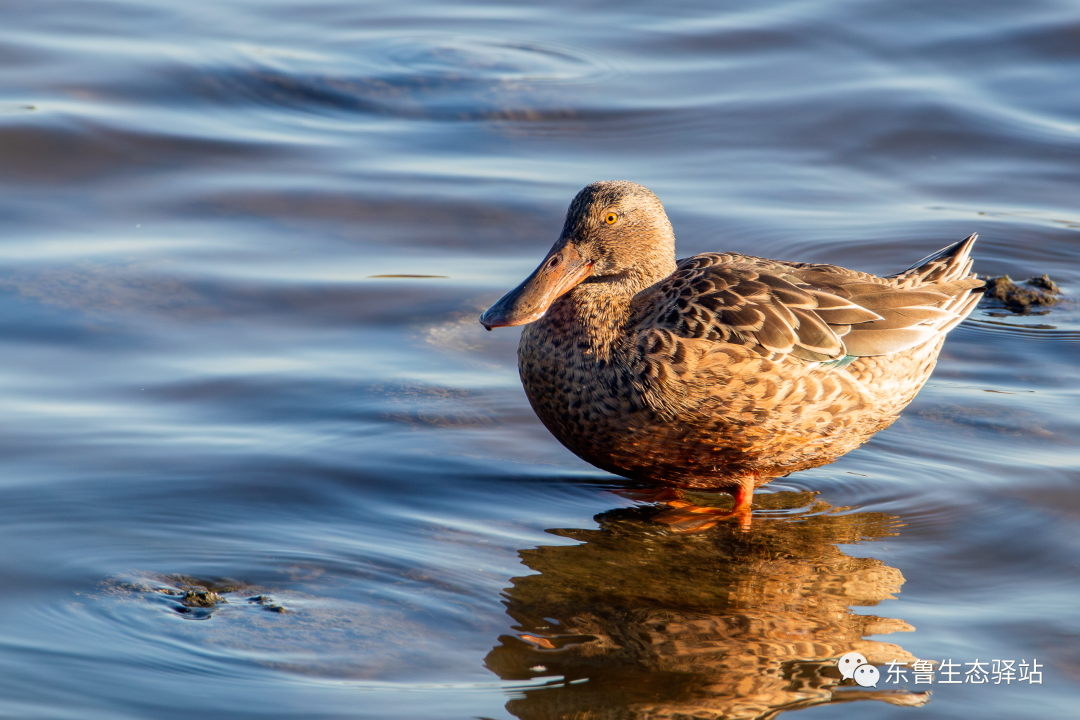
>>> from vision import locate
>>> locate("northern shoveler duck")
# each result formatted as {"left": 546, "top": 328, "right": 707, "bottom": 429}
{"left": 480, "top": 181, "right": 982, "bottom": 530}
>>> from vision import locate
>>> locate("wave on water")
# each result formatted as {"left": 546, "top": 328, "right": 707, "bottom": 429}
{"left": 185, "top": 37, "right": 618, "bottom": 123}
{"left": 962, "top": 318, "right": 1080, "bottom": 343}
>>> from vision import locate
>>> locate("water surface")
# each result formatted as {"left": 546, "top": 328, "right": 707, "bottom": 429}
{"left": 1, "top": 0, "right": 1078, "bottom": 718}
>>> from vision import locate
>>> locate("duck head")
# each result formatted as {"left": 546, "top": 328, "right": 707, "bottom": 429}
{"left": 480, "top": 181, "right": 677, "bottom": 329}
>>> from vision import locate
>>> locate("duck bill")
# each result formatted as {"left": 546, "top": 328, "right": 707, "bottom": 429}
{"left": 479, "top": 244, "right": 594, "bottom": 329}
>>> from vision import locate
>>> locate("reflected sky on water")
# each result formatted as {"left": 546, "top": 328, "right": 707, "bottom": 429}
{"left": 0, "top": 0, "right": 1078, "bottom": 718}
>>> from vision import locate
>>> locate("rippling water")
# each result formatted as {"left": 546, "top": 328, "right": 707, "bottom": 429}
{"left": 1, "top": 0, "right": 1078, "bottom": 718}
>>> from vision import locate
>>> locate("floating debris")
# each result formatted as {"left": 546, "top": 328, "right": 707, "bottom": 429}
{"left": 982, "top": 274, "right": 1061, "bottom": 314}
{"left": 181, "top": 587, "right": 225, "bottom": 608}
{"left": 99, "top": 574, "right": 250, "bottom": 619}
{"left": 248, "top": 595, "right": 289, "bottom": 613}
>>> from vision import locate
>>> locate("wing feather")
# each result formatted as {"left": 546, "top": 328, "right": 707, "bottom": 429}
{"left": 629, "top": 239, "right": 983, "bottom": 363}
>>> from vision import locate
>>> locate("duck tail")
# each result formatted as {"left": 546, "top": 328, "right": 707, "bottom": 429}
{"left": 892, "top": 233, "right": 979, "bottom": 285}
{"left": 887, "top": 233, "right": 984, "bottom": 333}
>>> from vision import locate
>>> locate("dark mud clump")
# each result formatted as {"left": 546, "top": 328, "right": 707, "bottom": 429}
{"left": 982, "top": 274, "right": 1061, "bottom": 314}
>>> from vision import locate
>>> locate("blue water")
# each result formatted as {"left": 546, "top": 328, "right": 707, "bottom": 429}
{"left": 0, "top": 0, "right": 1078, "bottom": 718}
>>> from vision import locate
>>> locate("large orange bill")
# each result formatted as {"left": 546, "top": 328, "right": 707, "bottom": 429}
{"left": 479, "top": 243, "right": 594, "bottom": 329}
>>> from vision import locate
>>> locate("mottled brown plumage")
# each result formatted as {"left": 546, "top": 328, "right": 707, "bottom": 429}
{"left": 480, "top": 181, "right": 982, "bottom": 522}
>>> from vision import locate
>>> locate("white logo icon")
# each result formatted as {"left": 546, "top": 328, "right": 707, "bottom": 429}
{"left": 838, "top": 651, "right": 868, "bottom": 680}
{"left": 853, "top": 664, "right": 880, "bottom": 687}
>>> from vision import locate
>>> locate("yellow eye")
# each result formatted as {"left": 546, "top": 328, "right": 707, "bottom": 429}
{"left": 604, "top": 212, "right": 618, "bottom": 225}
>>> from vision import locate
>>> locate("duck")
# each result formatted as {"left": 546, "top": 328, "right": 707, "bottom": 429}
{"left": 480, "top": 181, "right": 983, "bottom": 530}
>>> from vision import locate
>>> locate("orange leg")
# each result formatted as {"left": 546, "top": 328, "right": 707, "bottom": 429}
{"left": 650, "top": 476, "right": 755, "bottom": 533}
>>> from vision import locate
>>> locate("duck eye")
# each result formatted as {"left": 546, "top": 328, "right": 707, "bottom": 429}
{"left": 604, "top": 212, "right": 618, "bottom": 225}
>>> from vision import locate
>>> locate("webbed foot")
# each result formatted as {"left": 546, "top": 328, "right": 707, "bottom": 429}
{"left": 650, "top": 478, "right": 755, "bottom": 533}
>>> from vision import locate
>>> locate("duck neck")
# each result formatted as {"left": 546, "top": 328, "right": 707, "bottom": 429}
{"left": 540, "top": 265, "right": 669, "bottom": 363}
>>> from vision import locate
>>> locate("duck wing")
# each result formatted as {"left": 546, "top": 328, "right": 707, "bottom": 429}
{"left": 629, "top": 235, "right": 982, "bottom": 362}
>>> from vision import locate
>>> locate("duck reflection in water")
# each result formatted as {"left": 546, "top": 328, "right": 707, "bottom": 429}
{"left": 486, "top": 491, "right": 929, "bottom": 719}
